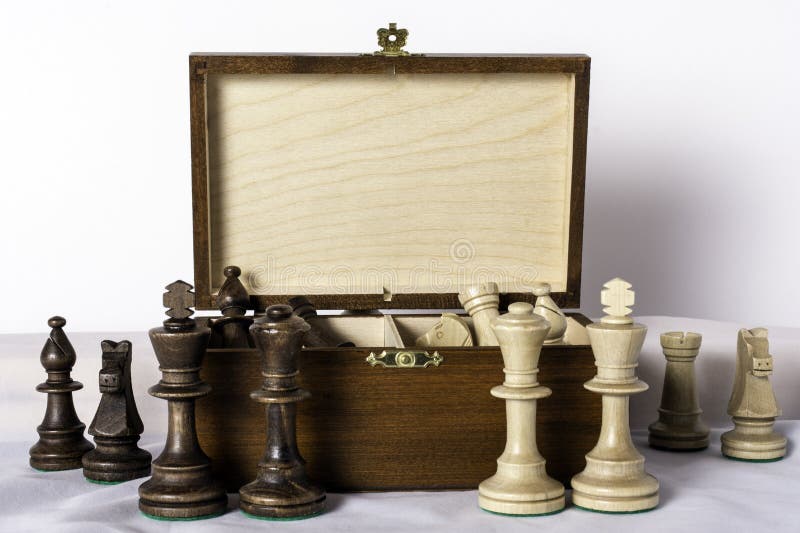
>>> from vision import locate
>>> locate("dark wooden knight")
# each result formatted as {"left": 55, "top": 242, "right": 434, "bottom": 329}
{"left": 82, "top": 340, "right": 151, "bottom": 482}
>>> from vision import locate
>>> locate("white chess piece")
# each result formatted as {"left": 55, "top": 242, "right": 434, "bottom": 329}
{"left": 478, "top": 302, "right": 564, "bottom": 516}
{"left": 415, "top": 313, "right": 473, "bottom": 347}
{"left": 721, "top": 328, "right": 786, "bottom": 461}
{"left": 532, "top": 282, "right": 566, "bottom": 343}
{"left": 648, "top": 332, "right": 709, "bottom": 450}
{"left": 570, "top": 278, "right": 659, "bottom": 513}
{"left": 458, "top": 282, "right": 500, "bottom": 346}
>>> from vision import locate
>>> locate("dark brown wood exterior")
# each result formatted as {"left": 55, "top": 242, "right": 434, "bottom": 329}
{"left": 197, "top": 313, "right": 600, "bottom": 492}
{"left": 189, "top": 54, "right": 590, "bottom": 311}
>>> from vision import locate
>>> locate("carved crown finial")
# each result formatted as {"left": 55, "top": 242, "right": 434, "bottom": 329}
{"left": 375, "top": 22, "right": 409, "bottom": 56}
{"left": 600, "top": 278, "right": 635, "bottom": 325}
{"left": 162, "top": 280, "right": 196, "bottom": 330}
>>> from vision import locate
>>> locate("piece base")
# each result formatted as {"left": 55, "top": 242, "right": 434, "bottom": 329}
{"left": 571, "top": 492, "right": 659, "bottom": 514}
{"left": 570, "top": 471, "right": 659, "bottom": 514}
{"left": 242, "top": 508, "right": 324, "bottom": 521}
{"left": 648, "top": 435, "right": 709, "bottom": 452}
{"left": 239, "top": 497, "right": 326, "bottom": 520}
{"left": 139, "top": 497, "right": 228, "bottom": 521}
{"left": 480, "top": 504, "right": 565, "bottom": 517}
{"left": 81, "top": 446, "right": 151, "bottom": 481}
{"left": 85, "top": 477, "right": 122, "bottom": 485}
{"left": 574, "top": 504, "right": 657, "bottom": 515}
{"left": 648, "top": 422, "right": 709, "bottom": 451}
{"left": 138, "top": 464, "right": 228, "bottom": 520}
{"left": 478, "top": 494, "right": 565, "bottom": 516}
{"left": 140, "top": 511, "right": 225, "bottom": 522}
{"left": 721, "top": 436, "right": 786, "bottom": 461}
{"left": 29, "top": 436, "right": 94, "bottom": 472}
{"left": 650, "top": 444, "right": 708, "bottom": 452}
{"left": 30, "top": 458, "right": 85, "bottom": 471}
{"left": 723, "top": 454, "right": 784, "bottom": 463}
{"left": 84, "top": 466, "right": 151, "bottom": 483}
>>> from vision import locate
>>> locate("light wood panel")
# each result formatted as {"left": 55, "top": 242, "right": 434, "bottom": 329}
{"left": 206, "top": 72, "right": 576, "bottom": 299}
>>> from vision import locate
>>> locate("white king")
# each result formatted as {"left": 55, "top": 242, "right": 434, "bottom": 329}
{"left": 570, "top": 278, "right": 659, "bottom": 513}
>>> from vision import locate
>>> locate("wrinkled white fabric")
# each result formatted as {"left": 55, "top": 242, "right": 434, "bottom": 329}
{"left": 2, "top": 317, "right": 799, "bottom": 531}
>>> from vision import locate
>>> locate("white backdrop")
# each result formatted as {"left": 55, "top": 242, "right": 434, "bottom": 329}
{"left": 1, "top": 0, "right": 798, "bottom": 334}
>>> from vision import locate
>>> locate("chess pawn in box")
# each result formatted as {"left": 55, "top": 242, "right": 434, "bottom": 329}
{"left": 191, "top": 25, "right": 599, "bottom": 491}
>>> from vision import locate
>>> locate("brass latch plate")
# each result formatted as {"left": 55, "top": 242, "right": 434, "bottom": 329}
{"left": 367, "top": 350, "right": 443, "bottom": 368}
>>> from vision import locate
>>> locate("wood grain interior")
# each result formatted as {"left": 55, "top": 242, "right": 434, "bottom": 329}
{"left": 205, "top": 72, "right": 576, "bottom": 299}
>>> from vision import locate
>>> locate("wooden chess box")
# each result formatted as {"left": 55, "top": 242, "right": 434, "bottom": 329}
{"left": 189, "top": 50, "right": 598, "bottom": 491}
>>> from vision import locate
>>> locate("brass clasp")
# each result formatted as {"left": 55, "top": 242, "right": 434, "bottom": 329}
{"left": 367, "top": 350, "right": 443, "bottom": 368}
{"left": 374, "top": 23, "right": 410, "bottom": 56}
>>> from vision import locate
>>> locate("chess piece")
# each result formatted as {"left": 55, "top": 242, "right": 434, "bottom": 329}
{"left": 721, "top": 328, "right": 786, "bottom": 461}
{"left": 209, "top": 265, "right": 253, "bottom": 348}
{"left": 415, "top": 313, "right": 473, "bottom": 347}
{"left": 478, "top": 302, "right": 564, "bottom": 516}
{"left": 30, "top": 316, "right": 94, "bottom": 471}
{"left": 571, "top": 279, "right": 658, "bottom": 513}
{"left": 289, "top": 296, "right": 354, "bottom": 348}
{"left": 458, "top": 282, "right": 500, "bottom": 346}
{"left": 648, "top": 332, "right": 709, "bottom": 451}
{"left": 83, "top": 340, "right": 151, "bottom": 482}
{"left": 138, "top": 281, "right": 227, "bottom": 520}
{"left": 532, "top": 282, "right": 567, "bottom": 343}
{"left": 240, "top": 304, "right": 326, "bottom": 519}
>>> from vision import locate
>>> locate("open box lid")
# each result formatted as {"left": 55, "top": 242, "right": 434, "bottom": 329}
{"left": 190, "top": 50, "right": 589, "bottom": 312}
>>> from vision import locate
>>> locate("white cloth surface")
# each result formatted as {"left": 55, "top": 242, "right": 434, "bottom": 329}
{"left": 2, "top": 316, "right": 799, "bottom": 531}
{"left": 0, "top": 426, "right": 798, "bottom": 532}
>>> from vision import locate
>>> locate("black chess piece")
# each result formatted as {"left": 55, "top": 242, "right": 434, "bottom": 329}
{"left": 30, "top": 316, "right": 94, "bottom": 471}
{"left": 239, "top": 304, "right": 326, "bottom": 519}
{"left": 288, "top": 296, "right": 354, "bottom": 348}
{"left": 138, "top": 281, "right": 227, "bottom": 520}
{"left": 209, "top": 265, "right": 253, "bottom": 348}
{"left": 82, "top": 340, "right": 151, "bottom": 483}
